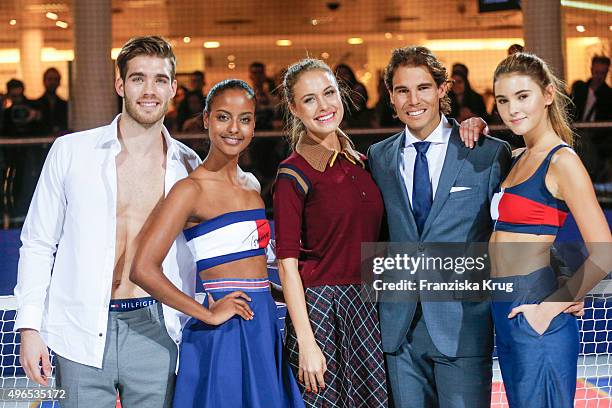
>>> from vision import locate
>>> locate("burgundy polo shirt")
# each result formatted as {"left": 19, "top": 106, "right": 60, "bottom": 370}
{"left": 273, "top": 133, "right": 384, "bottom": 288}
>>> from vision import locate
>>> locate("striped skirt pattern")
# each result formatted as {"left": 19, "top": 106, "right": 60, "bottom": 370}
{"left": 173, "top": 278, "right": 304, "bottom": 408}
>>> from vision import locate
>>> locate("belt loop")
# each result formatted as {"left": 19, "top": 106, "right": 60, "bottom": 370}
{"left": 146, "top": 301, "right": 155, "bottom": 322}
{"left": 152, "top": 301, "right": 164, "bottom": 323}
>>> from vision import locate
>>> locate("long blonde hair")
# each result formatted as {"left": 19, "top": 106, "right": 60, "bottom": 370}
{"left": 282, "top": 58, "right": 351, "bottom": 149}
{"left": 493, "top": 52, "right": 574, "bottom": 146}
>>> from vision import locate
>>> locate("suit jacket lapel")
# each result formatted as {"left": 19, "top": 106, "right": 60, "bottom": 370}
{"left": 421, "top": 125, "right": 469, "bottom": 237}
{"left": 390, "top": 130, "right": 419, "bottom": 237}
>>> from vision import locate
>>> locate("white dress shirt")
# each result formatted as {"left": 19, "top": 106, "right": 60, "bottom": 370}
{"left": 582, "top": 87, "right": 597, "bottom": 122}
{"left": 14, "top": 115, "right": 201, "bottom": 368}
{"left": 400, "top": 115, "right": 452, "bottom": 207}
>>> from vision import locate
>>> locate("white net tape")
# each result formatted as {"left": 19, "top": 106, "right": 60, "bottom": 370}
{"left": 2, "top": 283, "right": 612, "bottom": 407}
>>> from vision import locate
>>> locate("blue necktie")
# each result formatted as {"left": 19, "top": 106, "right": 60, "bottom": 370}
{"left": 412, "top": 141, "right": 432, "bottom": 235}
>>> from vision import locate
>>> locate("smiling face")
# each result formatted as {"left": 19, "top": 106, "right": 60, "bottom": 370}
{"left": 203, "top": 88, "right": 256, "bottom": 156}
{"left": 289, "top": 69, "right": 343, "bottom": 140}
{"left": 115, "top": 55, "right": 177, "bottom": 128}
{"left": 494, "top": 73, "right": 553, "bottom": 138}
{"left": 389, "top": 65, "right": 446, "bottom": 140}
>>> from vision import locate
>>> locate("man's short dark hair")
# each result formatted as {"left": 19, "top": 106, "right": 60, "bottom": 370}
{"left": 116, "top": 36, "right": 176, "bottom": 80}
{"left": 451, "top": 63, "right": 469, "bottom": 78}
{"left": 43, "top": 67, "right": 60, "bottom": 79}
{"left": 592, "top": 55, "right": 611, "bottom": 67}
{"left": 249, "top": 62, "right": 265, "bottom": 70}
{"left": 6, "top": 78, "right": 24, "bottom": 91}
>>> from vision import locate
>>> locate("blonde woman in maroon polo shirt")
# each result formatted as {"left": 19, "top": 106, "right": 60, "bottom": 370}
{"left": 273, "top": 58, "right": 388, "bottom": 408}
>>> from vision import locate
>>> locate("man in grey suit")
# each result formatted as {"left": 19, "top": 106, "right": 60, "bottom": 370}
{"left": 368, "top": 46, "right": 511, "bottom": 407}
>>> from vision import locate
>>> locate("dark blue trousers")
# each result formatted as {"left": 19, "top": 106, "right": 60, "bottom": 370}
{"left": 492, "top": 267, "right": 579, "bottom": 408}
{"left": 385, "top": 304, "right": 492, "bottom": 408}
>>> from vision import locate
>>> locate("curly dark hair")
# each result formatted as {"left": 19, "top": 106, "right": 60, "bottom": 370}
{"left": 384, "top": 46, "right": 451, "bottom": 115}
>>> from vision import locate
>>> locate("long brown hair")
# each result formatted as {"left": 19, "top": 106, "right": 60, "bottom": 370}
{"left": 282, "top": 58, "right": 351, "bottom": 149}
{"left": 493, "top": 52, "right": 574, "bottom": 146}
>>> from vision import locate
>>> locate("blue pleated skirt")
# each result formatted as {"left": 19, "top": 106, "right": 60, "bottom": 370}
{"left": 491, "top": 267, "right": 579, "bottom": 408}
{"left": 173, "top": 278, "right": 304, "bottom": 408}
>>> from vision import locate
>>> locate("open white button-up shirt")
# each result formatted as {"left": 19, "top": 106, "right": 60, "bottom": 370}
{"left": 14, "top": 115, "right": 201, "bottom": 368}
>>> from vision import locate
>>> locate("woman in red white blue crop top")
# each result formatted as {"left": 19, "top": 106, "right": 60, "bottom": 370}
{"left": 131, "top": 80, "right": 303, "bottom": 408}
{"left": 488, "top": 53, "right": 612, "bottom": 408}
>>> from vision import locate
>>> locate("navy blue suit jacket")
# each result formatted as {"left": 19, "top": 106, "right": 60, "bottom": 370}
{"left": 368, "top": 120, "right": 511, "bottom": 357}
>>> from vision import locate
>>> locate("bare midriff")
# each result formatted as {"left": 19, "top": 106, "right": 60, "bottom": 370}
{"left": 489, "top": 230, "right": 556, "bottom": 278}
{"left": 198, "top": 255, "right": 269, "bottom": 282}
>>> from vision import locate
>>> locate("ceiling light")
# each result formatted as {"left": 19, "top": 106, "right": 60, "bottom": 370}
{"left": 228, "top": 62, "right": 236, "bottom": 69}
{"left": 311, "top": 19, "right": 318, "bottom": 26}
{"left": 424, "top": 38, "right": 524, "bottom": 51}
{"left": 276, "top": 39, "right": 292, "bottom": 47}
{"left": 321, "top": 52, "right": 330, "bottom": 59}
{"left": 227, "top": 55, "right": 236, "bottom": 61}
{"left": 384, "top": 32, "right": 392, "bottom": 39}
{"left": 576, "top": 25, "right": 586, "bottom": 32}
{"left": 55, "top": 21, "right": 68, "bottom": 29}
{"left": 0, "top": 49, "right": 19, "bottom": 63}
{"left": 46, "top": 12, "right": 58, "bottom": 20}
{"left": 203, "top": 41, "right": 220, "bottom": 48}
{"left": 41, "top": 47, "right": 74, "bottom": 62}
{"left": 9, "top": 19, "right": 16, "bottom": 25}
{"left": 561, "top": 0, "right": 612, "bottom": 13}
{"left": 183, "top": 36, "right": 191, "bottom": 43}
{"left": 347, "top": 37, "right": 364, "bottom": 45}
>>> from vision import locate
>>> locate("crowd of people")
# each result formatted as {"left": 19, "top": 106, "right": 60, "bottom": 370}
{"left": 1, "top": 48, "right": 610, "bottom": 138}
{"left": 0, "top": 68, "right": 69, "bottom": 226}
{"left": 0, "top": 68, "right": 69, "bottom": 137}
{"left": 1, "top": 46, "right": 610, "bottom": 227}
{"left": 11, "top": 35, "right": 612, "bottom": 408}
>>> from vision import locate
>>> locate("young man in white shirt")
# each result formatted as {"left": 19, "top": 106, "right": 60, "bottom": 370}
{"left": 14, "top": 36, "right": 201, "bottom": 407}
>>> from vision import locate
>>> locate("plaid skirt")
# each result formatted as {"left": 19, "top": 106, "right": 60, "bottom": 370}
{"left": 285, "top": 284, "right": 388, "bottom": 408}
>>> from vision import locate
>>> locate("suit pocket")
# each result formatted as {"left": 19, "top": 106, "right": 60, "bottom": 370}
{"left": 517, "top": 310, "right": 572, "bottom": 337}
{"left": 447, "top": 186, "right": 480, "bottom": 200}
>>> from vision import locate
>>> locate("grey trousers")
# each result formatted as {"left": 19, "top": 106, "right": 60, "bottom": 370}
{"left": 55, "top": 303, "right": 177, "bottom": 408}
{"left": 385, "top": 304, "right": 492, "bottom": 408}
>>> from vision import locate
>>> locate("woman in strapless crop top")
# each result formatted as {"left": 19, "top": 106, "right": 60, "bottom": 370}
{"left": 488, "top": 53, "right": 611, "bottom": 408}
{"left": 131, "top": 80, "right": 303, "bottom": 408}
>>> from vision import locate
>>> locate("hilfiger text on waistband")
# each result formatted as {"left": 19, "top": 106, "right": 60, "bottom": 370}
{"left": 109, "top": 296, "right": 157, "bottom": 312}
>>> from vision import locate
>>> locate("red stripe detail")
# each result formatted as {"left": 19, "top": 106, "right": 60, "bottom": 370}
{"left": 256, "top": 219, "right": 271, "bottom": 249}
{"left": 498, "top": 192, "right": 568, "bottom": 227}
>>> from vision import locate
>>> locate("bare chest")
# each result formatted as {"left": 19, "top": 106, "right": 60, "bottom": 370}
{"left": 115, "top": 155, "right": 166, "bottom": 219}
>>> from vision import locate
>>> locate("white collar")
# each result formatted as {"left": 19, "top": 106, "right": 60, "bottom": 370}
{"left": 97, "top": 114, "right": 179, "bottom": 160}
{"left": 404, "top": 114, "right": 451, "bottom": 148}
